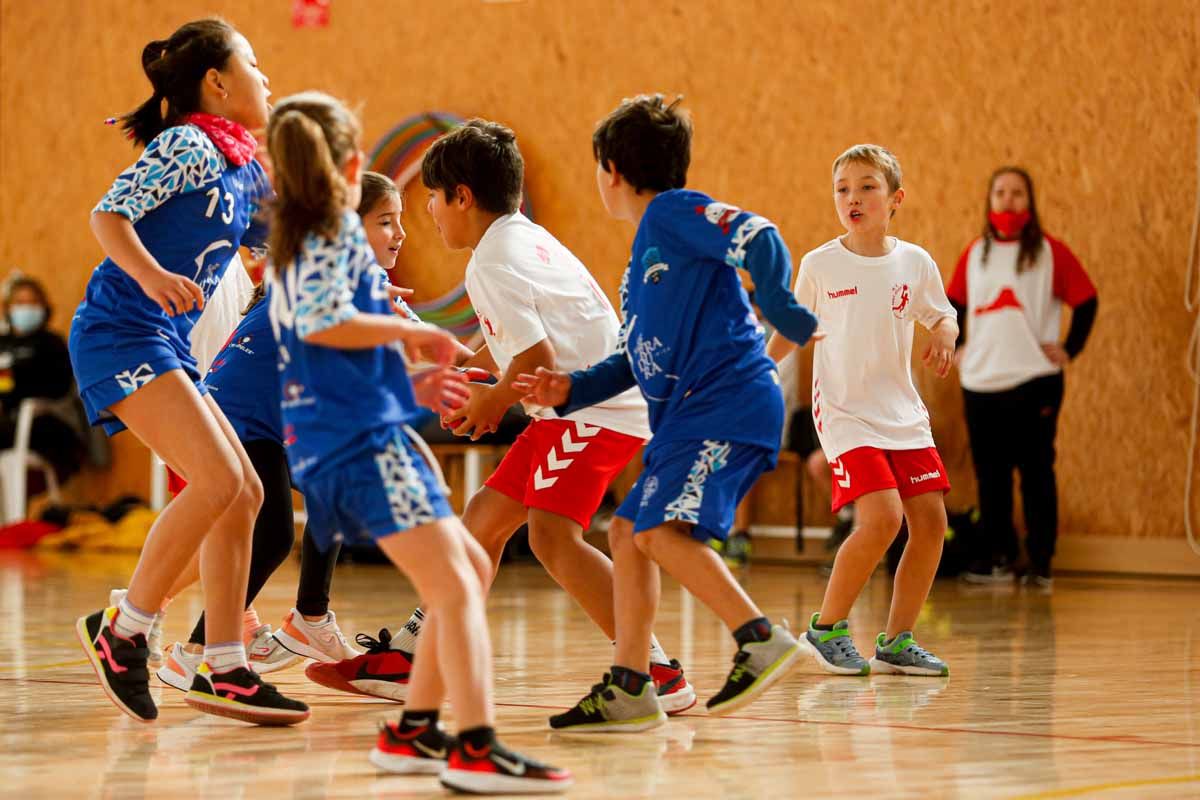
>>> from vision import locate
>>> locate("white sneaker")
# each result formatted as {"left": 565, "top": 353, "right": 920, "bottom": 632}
{"left": 274, "top": 609, "right": 361, "bottom": 662}
{"left": 247, "top": 625, "right": 303, "bottom": 674}
{"left": 156, "top": 642, "right": 202, "bottom": 692}
{"left": 110, "top": 588, "right": 165, "bottom": 668}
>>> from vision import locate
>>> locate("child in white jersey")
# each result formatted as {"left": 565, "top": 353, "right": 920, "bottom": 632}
{"left": 768, "top": 144, "right": 957, "bottom": 676}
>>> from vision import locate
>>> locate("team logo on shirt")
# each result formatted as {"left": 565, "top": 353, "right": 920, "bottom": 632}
{"left": 828, "top": 287, "right": 859, "bottom": 300}
{"left": 695, "top": 202, "right": 741, "bottom": 234}
{"left": 282, "top": 380, "right": 315, "bottom": 409}
{"left": 974, "top": 287, "right": 1024, "bottom": 315}
{"left": 114, "top": 363, "right": 156, "bottom": 395}
{"left": 891, "top": 283, "right": 911, "bottom": 318}
{"left": 479, "top": 314, "right": 497, "bottom": 337}
{"left": 535, "top": 245, "right": 551, "bottom": 264}
{"left": 641, "top": 247, "right": 669, "bottom": 283}
{"left": 283, "top": 424, "right": 298, "bottom": 448}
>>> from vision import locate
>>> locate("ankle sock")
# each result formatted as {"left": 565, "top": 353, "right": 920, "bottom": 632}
{"left": 732, "top": 616, "right": 773, "bottom": 647}
{"left": 114, "top": 597, "right": 156, "bottom": 640}
{"left": 393, "top": 608, "right": 424, "bottom": 652}
{"left": 205, "top": 641, "right": 248, "bottom": 672}
{"left": 457, "top": 725, "right": 496, "bottom": 751}
{"left": 398, "top": 709, "right": 439, "bottom": 734}
{"left": 648, "top": 634, "right": 670, "bottom": 667}
{"left": 610, "top": 665, "right": 651, "bottom": 694}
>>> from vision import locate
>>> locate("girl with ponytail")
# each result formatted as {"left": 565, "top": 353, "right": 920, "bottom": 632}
{"left": 72, "top": 18, "right": 309, "bottom": 726}
{"left": 262, "top": 92, "right": 569, "bottom": 793}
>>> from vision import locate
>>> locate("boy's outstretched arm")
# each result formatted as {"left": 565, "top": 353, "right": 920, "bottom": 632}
{"left": 744, "top": 228, "right": 819, "bottom": 346}
{"left": 513, "top": 351, "right": 636, "bottom": 416}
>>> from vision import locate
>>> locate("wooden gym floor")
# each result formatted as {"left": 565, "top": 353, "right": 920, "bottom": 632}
{"left": 2, "top": 550, "right": 1199, "bottom": 799}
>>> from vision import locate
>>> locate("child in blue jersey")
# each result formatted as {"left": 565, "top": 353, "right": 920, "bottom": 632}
{"left": 72, "top": 18, "right": 308, "bottom": 726}
{"left": 517, "top": 95, "right": 820, "bottom": 723}
{"left": 263, "top": 92, "right": 569, "bottom": 794}
{"left": 155, "top": 172, "right": 473, "bottom": 694}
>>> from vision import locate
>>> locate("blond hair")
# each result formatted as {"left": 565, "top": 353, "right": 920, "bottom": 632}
{"left": 267, "top": 91, "right": 362, "bottom": 267}
{"left": 832, "top": 144, "right": 903, "bottom": 194}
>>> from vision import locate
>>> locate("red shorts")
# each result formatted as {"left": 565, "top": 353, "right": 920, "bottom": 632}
{"left": 167, "top": 467, "right": 187, "bottom": 497}
{"left": 828, "top": 446, "right": 950, "bottom": 512}
{"left": 485, "top": 418, "right": 643, "bottom": 529}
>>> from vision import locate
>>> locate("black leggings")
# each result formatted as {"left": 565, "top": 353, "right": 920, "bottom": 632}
{"left": 187, "top": 439, "right": 340, "bottom": 645}
{"left": 962, "top": 373, "right": 1064, "bottom": 568}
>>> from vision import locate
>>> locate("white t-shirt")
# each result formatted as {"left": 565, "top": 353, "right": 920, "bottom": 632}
{"left": 947, "top": 234, "right": 1095, "bottom": 393}
{"left": 191, "top": 252, "right": 254, "bottom": 373}
{"left": 795, "top": 237, "right": 956, "bottom": 461}
{"left": 465, "top": 213, "right": 650, "bottom": 440}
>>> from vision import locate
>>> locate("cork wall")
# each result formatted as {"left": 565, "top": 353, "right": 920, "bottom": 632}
{"left": 1, "top": 0, "right": 1197, "bottom": 538}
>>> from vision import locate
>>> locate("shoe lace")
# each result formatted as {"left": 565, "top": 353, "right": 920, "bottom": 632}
{"left": 576, "top": 675, "right": 612, "bottom": 716}
{"left": 727, "top": 649, "right": 752, "bottom": 684}
{"left": 356, "top": 628, "right": 395, "bottom": 655}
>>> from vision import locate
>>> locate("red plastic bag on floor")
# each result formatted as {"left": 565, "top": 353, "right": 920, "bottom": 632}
{"left": 0, "top": 520, "right": 62, "bottom": 549}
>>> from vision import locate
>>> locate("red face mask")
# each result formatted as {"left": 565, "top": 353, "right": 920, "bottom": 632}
{"left": 989, "top": 210, "right": 1031, "bottom": 240}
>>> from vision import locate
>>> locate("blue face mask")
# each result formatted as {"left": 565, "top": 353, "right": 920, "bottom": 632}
{"left": 9, "top": 304, "right": 45, "bottom": 335}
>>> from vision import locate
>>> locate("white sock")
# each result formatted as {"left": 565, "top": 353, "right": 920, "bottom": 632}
{"left": 648, "top": 635, "right": 671, "bottom": 667}
{"left": 114, "top": 598, "right": 156, "bottom": 640}
{"left": 392, "top": 608, "right": 424, "bottom": 653}
{"left": 205, "top": 641, "right": 248, "bottom": 672}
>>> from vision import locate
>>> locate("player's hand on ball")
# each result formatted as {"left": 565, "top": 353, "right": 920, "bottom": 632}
{"left": 404, "top": 323, "right": 458, "bottom": 366}
{"left": 411, "top": 366, "right": 470, "bottom": 416}
{"left": 443, "top": 382, "right": 502, "bottom": 441}
{"left": 512, "top": 367, "right": 571, "bottom": 407}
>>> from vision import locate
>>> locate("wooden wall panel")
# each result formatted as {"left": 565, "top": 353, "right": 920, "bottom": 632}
{"left": 1, "top": 0, "right": 1196, "bottom": 540}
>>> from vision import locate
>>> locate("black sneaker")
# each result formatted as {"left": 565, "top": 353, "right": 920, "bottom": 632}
{"left": 369, "top": 717, "right": 455, "bottom": 774}
{"left": 441, "top": 738, "right": 572, "bottom": 794}
{"left": 706, "top": 624, "right": 803, "bottom": 716}
{"left": 76, "top": 607, "right": 156, "bottom": 722}
{"left": 185, "top": 662, "right": 310, "bottom": 726}
{"left": 548, "top": 673, "right": 665, "bottom": 732}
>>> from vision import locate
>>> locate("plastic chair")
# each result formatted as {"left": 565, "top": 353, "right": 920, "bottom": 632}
{"left": 0, "top": 398, "right": 64, "bottom": 524}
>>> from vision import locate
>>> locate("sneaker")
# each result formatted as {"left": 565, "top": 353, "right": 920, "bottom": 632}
{"left": 800, "top": 614, "right": 870, "bottom": 676}
{"left": 549, "top": 674, "right": 666, "bottom": 732}
{"left": 247, "top": 626, "right": 303, "bottom": 675}
{"left": 185, "top": 662, "right": 310, "bottom": 726}
{"left": 109, "top": 589, "right": 164, "bottom": 668}
{"left": 650, "top": 659, "right": 697, "bottom": 715}
{"left": 157, "top": 642, "right": 202, "bottom": 692}
{"left": 76, "top": 607, "right": 157, "bottom": 722}
{"left": 1021, "top": 560, "right": 1054, "bottom": 589}
{"left": 368, "top": 717, "right": 454, "bottom": 775}
{"left": 273, "top": 609, "right": 360, "bottom": 663}
{"left": 440, "top": 739, "right": 572, "bottom": 794}
{"left": 706, "top": 623, "right": 803, "bottom": 716}
{"left": 961, "top": 560, "right": 1015, "bottom": 584}
{"left": 870, "top": 632, "right": 949, "bottom": 677}
{"left": 304, "top": 628, "right": 410, "bottom": 701}
{"left": 723, "top": 530, "right": 752, "bottom": 568}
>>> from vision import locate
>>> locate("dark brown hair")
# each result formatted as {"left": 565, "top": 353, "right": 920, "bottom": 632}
{"left": 420, "top": 120, "right": 523, "bottom": 214}
{"left": 120, "top": 18, "right": 238, "bottom": 147}
{"left": 266, "top": 92, "right": 361, "bottom": 268}
{"left": 593, "top": 94, "right": 691, "bottom": 193}
{"left": 982, "top": 166, "right": 1044, "bottom": 272}
{"left": 358, "top": 171, "right": 401, "bottom": 217}
{"left": 4, "top": 276, "right": 52, "bottom": 323}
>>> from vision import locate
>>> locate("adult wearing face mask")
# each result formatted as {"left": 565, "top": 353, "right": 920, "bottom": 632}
{"left": 947, "top": 168, "right": 1098, "bottom": 588}
{"left": 0, "top": 275, "right": 85, "bottom": 484}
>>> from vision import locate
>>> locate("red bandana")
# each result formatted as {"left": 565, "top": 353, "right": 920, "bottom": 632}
{"left": 184, "top": 113, "right": 258, "bottom": 166}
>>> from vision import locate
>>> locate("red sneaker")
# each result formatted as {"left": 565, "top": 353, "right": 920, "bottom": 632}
{"left": 441, "top": 739, "right": 572, "bottom": 794}
{"left": 368, "top": 717, "right": 452, "bottom": 775}
{"left": 304, "top": 628, "right": 410, "bottom": 702}
{"left": 651, "top": 658, "right": 697, "bottom": 715}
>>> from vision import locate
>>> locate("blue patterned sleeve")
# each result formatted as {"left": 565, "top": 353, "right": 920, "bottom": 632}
{"left": 241, "top": 160, "right": 272, "bottom": 254}
{"left": 93, "top": 125, "right": 224, "bottom": 224}
{"left": 293, "top": 222, "right": 361, "bottom": 339}
{"left": 614, "top": 265, "right": 632, "bottom": 355}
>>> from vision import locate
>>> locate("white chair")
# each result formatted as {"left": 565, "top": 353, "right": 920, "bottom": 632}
{"left": 149, "top": 453, "right": 309, "bottom": 526}
{"left": 0, "top": 398, "right": 64, "bottom": 524}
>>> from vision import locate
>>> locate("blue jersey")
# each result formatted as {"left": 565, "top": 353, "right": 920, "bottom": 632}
{"left": 563, "top": 190, "right": 818, "bottom": 457}
{"left": 204, "top": 298, "right": 282, "bottom": 444}
{"left": 266, "top": 210, "right": 419, "bottom": 483}
{"left": 205, "top": 285, "right": 421, "bottom": 448}
{"left": 71, "top": 125, "right": 269, "bottom": 390}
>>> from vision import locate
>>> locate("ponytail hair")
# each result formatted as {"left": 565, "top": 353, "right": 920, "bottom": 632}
{"left": 119, "top": 18, "right": 237, "bottom": 146}
{"left": 357, "top": 171, "right": 401, "bottom": 217}
{"left": 267, "top": 92, "right": 362, "bottom": 267}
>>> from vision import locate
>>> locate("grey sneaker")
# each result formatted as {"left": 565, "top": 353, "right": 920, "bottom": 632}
{"left": 248, "top": 626, "right": 303, "bottom": 675}
{"left": 706, "top": 623, "right": 803, "bottom": 715}
{"left": 801, "top": 613, "right": 870, "bottom": 675}
{"left": 870, "top": 632, "right": 949, "bottom": 676}
{"left": 549, "top": 674, "right": 666, "bottom": 732}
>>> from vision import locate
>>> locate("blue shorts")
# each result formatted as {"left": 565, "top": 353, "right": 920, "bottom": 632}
{"left": 299, "top": 427, "right": 453, "bottom": 553}
{"left": 70, "top": 318, "right": 204, "bottom": 437}
{"left": 617, "top": 440, "right": 773, "bottom": 543}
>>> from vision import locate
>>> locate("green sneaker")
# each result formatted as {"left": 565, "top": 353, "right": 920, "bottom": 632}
{"left": 800, "top": 613, "right": 870, "bottom": 675}
{"left": 549, "top": 674, "right": 666, "bottom": 732}
{"left": 870, "top": 631, "right": 949, "bottom": 676}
